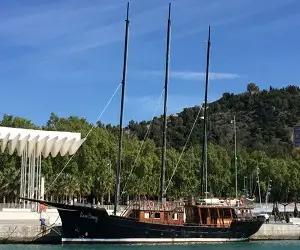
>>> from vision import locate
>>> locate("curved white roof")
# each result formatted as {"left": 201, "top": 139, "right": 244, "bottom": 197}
{"left": 0, "top": 126, "right": 85, "bottom": 158}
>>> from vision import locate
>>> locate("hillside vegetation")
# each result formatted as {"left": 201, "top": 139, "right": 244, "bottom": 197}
{"left": 0, "top": 84, "right": 299, "bottom": 203}
{"left": 128, "top": 84, "right": 300, "bottom": 156}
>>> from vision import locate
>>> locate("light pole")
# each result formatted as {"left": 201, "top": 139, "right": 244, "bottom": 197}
{"left": 249, "top": 173, "right": 253, "bottom": 197}
{"left": 257, "top": 167, "right": 262, "bottom": 208}
{"left": 231, "top": 115, "right": 237, "bottom": 199}
{"left": 200, "top": 112, "right": 208, "bottom": 199}
{"left": 244, "top": 176, "right": 247, "bottom": 196}
{"left": 265, "top": 179, "right": 272, "bottom": 213}
{"left": 107, "top": 161, "right": 112, "bottom": 204}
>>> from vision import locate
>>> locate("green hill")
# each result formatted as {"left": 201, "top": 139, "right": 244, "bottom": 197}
{"left": 128, "top": 84, "right": 300, "bottom": 157}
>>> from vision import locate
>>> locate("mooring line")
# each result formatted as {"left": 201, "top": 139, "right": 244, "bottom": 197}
{"left": 165, "top": 105, "right": 202, "bottom": 193}
{"left": 121, "top": 88, "right": 164, "bottom": 195}
{"left": 45, "top": 83, "right": 121, "bottom": 194}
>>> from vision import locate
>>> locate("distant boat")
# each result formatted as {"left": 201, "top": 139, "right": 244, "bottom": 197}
{"left": 23, "top": 2, "right": 264, "bottom": 243}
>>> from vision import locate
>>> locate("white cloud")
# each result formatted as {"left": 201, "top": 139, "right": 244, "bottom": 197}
{"left": 147, "top": 70, "right": 240, "bottom": 81}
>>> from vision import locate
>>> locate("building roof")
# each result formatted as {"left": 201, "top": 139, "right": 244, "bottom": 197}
{"left": 0, "top": 126, "right": 85, "bottom": 158}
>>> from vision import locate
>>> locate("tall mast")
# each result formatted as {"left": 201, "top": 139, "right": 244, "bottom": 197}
{"left": 200, "top": 26, "right": 211, "bottom": 197}
{"left": 160, "top": 3, "right": 171, "bottom": 202}
{"left": 114, "top": 2, "right": 130, "bottom": 215}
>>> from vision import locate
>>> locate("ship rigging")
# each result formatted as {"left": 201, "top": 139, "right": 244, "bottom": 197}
{"left": 22, "top": 2, "right": 264, "bottom": 243}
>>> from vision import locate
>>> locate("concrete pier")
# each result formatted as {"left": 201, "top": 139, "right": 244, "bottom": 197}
{"left": 0, "top": 222, "right": 300, "bottom": 242}
{"left": 251, "top": 222, "right": 300, "bottom": 240}
{"left": 0, "top": 224, "right": 41, "bottom": 243}
{"left": 0, "top": 208, "right": 61, "bottom": 243}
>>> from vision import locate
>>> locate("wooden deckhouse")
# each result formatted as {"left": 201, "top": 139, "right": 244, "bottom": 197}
{"left": 122, "top": 200, "right": 242, "bottom": 228}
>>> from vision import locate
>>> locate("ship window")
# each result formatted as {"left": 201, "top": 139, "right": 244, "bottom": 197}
{"left": 172, "top": 213, "right": 178, "bottom": 220}
{"left": 154, "top": 212, "right": 161, "bottom": 219}
{"left": 223, "top": 209, "right": 232, "bottom": 218}
{"left": 144, "top": 212, "right": 149, "bottom": 219}
{"left": 211, "top": 208, "right": 218, "bottom": 218}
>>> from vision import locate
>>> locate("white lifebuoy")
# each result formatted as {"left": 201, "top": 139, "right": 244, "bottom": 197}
{"left": 148, "top": 201, "right": 154, "bottom": 209}
{"left": 163, "top": 202, "right": 170, "bottom": 210}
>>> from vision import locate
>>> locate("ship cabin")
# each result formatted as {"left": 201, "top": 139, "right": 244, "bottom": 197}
{"left": 124, "top": 201, "right": 185, "bottom": 225}
{"left": 185, "top": 204, "right": 237, "bottom": 228}
{"left": 124, "top": 201, "right": 237, "bottom": 227}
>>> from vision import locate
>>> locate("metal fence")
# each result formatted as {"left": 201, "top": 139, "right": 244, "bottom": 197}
{"left": 0, "top": 202, "right": 32, "bottom": 210}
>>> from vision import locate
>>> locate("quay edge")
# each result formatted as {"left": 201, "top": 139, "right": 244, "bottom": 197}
{"left": 1, "top": 223, "right": 300, "bottom": 243}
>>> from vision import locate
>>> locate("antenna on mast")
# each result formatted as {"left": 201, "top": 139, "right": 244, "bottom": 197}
{"left": 200, "top": 26, "right": 211, "bottom": 198}
{"left": 160, "top": 3, "right": 171, "bottom": 202}
{"left": 114, "top": 2, "right": 130, "bottom": 215}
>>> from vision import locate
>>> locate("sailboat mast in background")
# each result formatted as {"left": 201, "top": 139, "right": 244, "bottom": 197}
{"left": 160, "top": 3, "right": 172, "bottom": 202}
{"left": 200, "top": 26, "right": 211, "bottom": 198}
{"left": 114, "top": 2, "right": 130, "bottom": 215}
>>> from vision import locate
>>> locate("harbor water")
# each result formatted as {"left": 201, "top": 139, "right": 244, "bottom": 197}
{"left": 0, "top": 241, "right": 299, "bottom": 250}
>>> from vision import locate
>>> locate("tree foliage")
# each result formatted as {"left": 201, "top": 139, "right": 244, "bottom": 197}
{"left": 0, "top": 85, "right": 300, "bottom": 203}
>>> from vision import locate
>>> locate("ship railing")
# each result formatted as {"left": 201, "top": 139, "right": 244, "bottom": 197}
{"left": 60, "top": 201, "right": 126, "bottom": 211}
{"left": 235, "top": 215, "right": 259, "bottom": 221}
{"left": 121, "top": 200, "right": 184, "bottom": 216}
{"left": 0, "top": 202, "right": 32, "bottom": 210}
{"left": 94, "top": 204, "right": 126, "bottom": 211}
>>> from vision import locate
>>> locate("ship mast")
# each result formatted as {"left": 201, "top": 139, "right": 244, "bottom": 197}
{"left": 114, "top": 2, "right": 130, "bottom": 215}
{"left": 160, "top": 3, "right": 171, "bottom": 202}
{"left": 200, "top": 26, "right": 211, "bottom": 198}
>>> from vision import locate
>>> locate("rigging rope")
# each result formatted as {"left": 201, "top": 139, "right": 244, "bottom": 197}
{"left": 121, "top": 88, "right": 165, "bottom": 195}
{"left": 45, "top": 83, "right": 121, "bottom": 194}
{"left": 164, "top": 105, "right": 202, "bottom": 193}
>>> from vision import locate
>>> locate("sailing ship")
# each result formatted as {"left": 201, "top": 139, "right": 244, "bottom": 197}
{"left": 24, "top": 3, "right": 264, "bottom": 243}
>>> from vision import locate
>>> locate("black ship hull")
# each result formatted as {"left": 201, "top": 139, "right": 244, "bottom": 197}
{"left": 44, "top": 202, "right": 264, "bottom": 243}
{"left": 21, "top": 199, "right": 264, "bottom": 243}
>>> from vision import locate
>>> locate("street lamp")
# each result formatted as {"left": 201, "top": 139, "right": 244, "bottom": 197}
{"left": 106, "top": 160, "right": 112, "bottom": 204}
{"left": 256, "top": 167, "right": 262, "bottom": 208}
{"left": 265, "top": 179, "right": 272, "bottom": 213}
{"left": 244, "top": 176, "right": 248, "bottom": 197}
{"left": 200, "top": 113, "right": 208, "bottom": 199}
{"left": 231, "top": 115, "right": 237, "bottom": 199}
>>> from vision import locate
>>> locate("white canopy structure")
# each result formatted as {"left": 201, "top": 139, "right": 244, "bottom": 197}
{"left": 0, "top": 126, "right": 85, "bottom": 157}
{"left": 0, "top": 126, "right": 85, "bottom": 204}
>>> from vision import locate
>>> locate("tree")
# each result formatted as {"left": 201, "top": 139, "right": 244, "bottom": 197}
{"left": 247, "top": 83, "right": 260, "bottom": 95}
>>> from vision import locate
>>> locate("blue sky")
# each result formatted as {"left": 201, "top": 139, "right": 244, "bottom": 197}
{"left": 0, "top": 0, "right": 300, "bottom": 125}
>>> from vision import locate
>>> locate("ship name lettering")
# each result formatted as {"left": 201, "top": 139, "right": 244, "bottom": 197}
{"left": 80, "top": 212, "right": 98, "bottom": 223}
